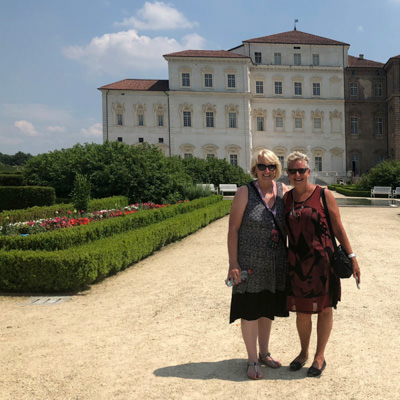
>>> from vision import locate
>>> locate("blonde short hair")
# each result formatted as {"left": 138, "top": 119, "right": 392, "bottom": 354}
{"left": 250, "top": 148, "right": 282, "bottom": 179}
{"left": 286, "top": 151, "right": 310, "bottom": 168}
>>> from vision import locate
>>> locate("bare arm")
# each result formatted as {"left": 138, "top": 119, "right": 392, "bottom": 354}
{"left": 324, "top": 189, "right": 361, "bottom": 282}
{"left": 227, "top": 185, "right": 248, "bottom": 282}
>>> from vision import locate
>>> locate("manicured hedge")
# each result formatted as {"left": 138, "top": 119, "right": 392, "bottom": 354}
{"left": 0, "top": 199, "right": 232, "bottom": 293}
{"left": 0, "top": 195, "right": 129, "bottom": 224}
{"left": 328, "top": 185, "right": 370, "bottom": 197}
{"left": 0, "top": 186, "right": 56, "bottom": 211}
{"left": 0, "top": 195, "right": 222, "bottom": 251}
{"left": 0, "top": 174, "right": 24, "bottom": 186}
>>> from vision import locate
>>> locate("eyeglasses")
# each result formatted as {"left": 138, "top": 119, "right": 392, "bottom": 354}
{"left": 257, "top": 164, "right": 277, "bottom": 171}
{"left": 287, "top": 168, "right": 309, "bottom": 175}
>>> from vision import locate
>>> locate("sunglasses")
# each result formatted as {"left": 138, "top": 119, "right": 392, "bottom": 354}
{"left": 257, "top": 164, "right": 277, "bottom": 171}
{"left": 287, "top": 168, "right": 309, "bottom": 175}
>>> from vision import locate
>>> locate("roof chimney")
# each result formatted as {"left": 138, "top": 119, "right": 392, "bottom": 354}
{"left": 359, "top": 54, "right": 364, "bottom": 60}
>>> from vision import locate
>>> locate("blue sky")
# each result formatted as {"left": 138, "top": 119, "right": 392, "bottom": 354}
{"left": 1, "top": 0, "right": 400, "bottom": 155}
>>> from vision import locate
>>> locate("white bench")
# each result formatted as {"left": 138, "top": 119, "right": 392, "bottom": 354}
{"left": 219, "top": 184, "right": 238, "bottom": 196}
{"left": 392, "top": 187, "right": 400, "bottom": 198}
{"left": 371, "top": 186, "right": 392, "bottom": 198}
{"left": 197, "top": 183, "right": 217, "bottom": 193}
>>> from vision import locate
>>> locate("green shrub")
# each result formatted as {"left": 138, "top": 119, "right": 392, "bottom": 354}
{"left": 0, "top": 174, "right": 24, "bottom": 186}
{"left": 0, "top": 186, "right": 56, "bottom": 211}
{"left": 357, "top": 160, "right": 400, "bottom": 190}
{"left": 0, "top": 199, "right": 232, "bottom": 292}
{"left": 71, "top": 173, "right": 91, "bottom": 212}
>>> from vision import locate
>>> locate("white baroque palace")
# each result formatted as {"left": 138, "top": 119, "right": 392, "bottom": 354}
{"left": 99, "top": 30, "right": 350, "bottom": 179}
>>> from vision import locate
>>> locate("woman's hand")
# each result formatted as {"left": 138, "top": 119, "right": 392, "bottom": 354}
{"left": 351, "top": 257, "right": 361, "bottom": 283}
{"left": 227, "top": 265, "right": 241, "bottom": 285}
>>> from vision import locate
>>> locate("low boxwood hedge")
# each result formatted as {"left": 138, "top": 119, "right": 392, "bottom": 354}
{"left": 0, "top": 199, "right": 231, "bottom": 293}
{"left": 328, "top": 185, "right": 370, "bottom": 197}
{"left": 0, "top": 195, "right": 223, "bottom": 251}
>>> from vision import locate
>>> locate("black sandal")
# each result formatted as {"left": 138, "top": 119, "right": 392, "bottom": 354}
{"left": 307, "top": 360, "right": 326, "bottom": 377}
{"left": 289, "top": 358, "right": 307, "bottom": 371}
{"left": 247, "top": 362, "right": 262, "bottom": 380}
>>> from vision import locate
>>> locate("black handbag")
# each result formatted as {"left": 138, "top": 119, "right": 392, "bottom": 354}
{"left": 321, "top": 189, "right": 353, "bottom": 279}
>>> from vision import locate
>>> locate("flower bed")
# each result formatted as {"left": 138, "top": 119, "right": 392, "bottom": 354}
{"left": 0, "top": 202, "right": 169, "bottom": 236}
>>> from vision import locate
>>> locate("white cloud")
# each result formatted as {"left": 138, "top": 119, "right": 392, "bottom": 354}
{"left": 357, "top": 26, "right": 364, "bottom": 32}
{"left": 14, "top": 120, "right": 38, "bottom": 137}
{"left": 47, "top": 125, "right": 66, "bottom": 132}
{"left": 116, "top": 1, "right": 198, "bottom": 30}
{"left": 63, "top": 30, "right": 205, "bottom": 76}
{"left": 81, "top": 122, "right": 102, "bottom": 138}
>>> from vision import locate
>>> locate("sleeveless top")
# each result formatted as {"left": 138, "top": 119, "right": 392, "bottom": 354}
{"left": 233, "top": 181, "right": 287, "bottom": 295}
{"left": 284, "top": 185, "right": 340, "bottom": 313}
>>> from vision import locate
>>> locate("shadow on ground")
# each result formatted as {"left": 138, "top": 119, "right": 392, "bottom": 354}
{"left": 154, "top": 359, "right": 308, "bottom": 381}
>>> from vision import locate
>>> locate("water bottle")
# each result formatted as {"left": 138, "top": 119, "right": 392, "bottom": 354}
{"left": 225, "top": 270, "right": 249, "bottom": 287}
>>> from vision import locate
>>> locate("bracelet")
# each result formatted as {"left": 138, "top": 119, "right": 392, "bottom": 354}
{"left": 348, "top": 253, "right": 356, "bottom": 259}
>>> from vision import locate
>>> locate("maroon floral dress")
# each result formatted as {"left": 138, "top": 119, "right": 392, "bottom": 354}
{"left": 284, "top": 185, "right": 341, "bottom": 313}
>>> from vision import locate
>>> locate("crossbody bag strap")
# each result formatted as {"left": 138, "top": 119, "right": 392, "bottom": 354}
{"left": 249, "top": 181, "right": 287, "bottom": 247}
{"left": 321, "top": 188, "right": 338, "bottom": 251}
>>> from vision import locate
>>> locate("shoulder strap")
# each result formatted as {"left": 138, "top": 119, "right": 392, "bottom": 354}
{"left": 249, "top": 181, "right": 287, "bottom": 247}
{"left": 321, "top": 188, "right": 338, "bottom": 251}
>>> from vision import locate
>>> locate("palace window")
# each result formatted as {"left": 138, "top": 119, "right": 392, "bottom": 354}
{"left": 204, "top": 73, "right": 213, "bottom": 88}
{"left": 295, "top": 118, "right": 302, "bottom": 129}
{"left": 227, "top": 74, "right": 236, "bottom": 88}
{"left": 256, "top": 116, "right": 264, "bottom": 131}
{"left": 183, "top": 111, "right": 192, "bottom": 127}
{"left": 274, "top": 53, "right": 281, "bottom": 65}
{"left": 117, "top": 114, "right": 123, "bottom": 126}
{"left": 230, "top": 154, "right": 238, "bottom": 166}
{"left": 375, "top": 117, "right": 383, "bottom": 136}
{"left": 294, "top": 53, "right": 301, "bottom": 65}
{"left": 138, "top": 114, "right": 144, "bottom": 126}
{"left": 315, "top": 156, "right": 322, "bottom": 172}
{"left": 294, "top": 82, "right": 302, "bottom": 96}
{"left": 314, "top": 117, "right": 322, "bottom": 130}
{"left": 313, "top": 82, "right": 321, "bottom": 96}
{"left": 351, "top": 117, "right": 358, "bottom": 134}
{"left": 206, "top": 111, "right": 214, "bottom": 128}
{"left": 375, "top": 83, "right": 383, "bottom": 97}
{"left": 313, "top": 54, "right": 320, "bottom": 66}
{"left": 229, "top": 112, "right": 237, "bottom": 128}
{"left": 256, "top": 80, "right": 264, "bottom": 94}
{"left": 182, "top": 72, "right": 190, "bottom": 87}
{"left": 274, "top": 81, "right": 282, "bottom": 95}
{"left": 255, "top": 52, "right": 262, "bottom": 64}
{"left": 276, "top": 117, "right": 283, "bottom": 128}
{"left": 158, "top": 114, "right": 164, "bottom": 127}
{"left": 350, "top": 82, "right": 358, "bottom": 97}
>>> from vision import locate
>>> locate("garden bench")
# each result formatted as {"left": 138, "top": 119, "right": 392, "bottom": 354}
{"left": 370, "top": 186, "right": 392, "bottom": 198}
{"left": 219, "top": 184, "right": 238, "bottom": 196}
{"left": 392, "top": 187, "right": 400, "bottom": 198}
{"left": 197, "top": 184, "right": 218, "bottom": 193}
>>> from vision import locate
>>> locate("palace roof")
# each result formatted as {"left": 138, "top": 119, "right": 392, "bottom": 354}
{"left": 98, "top": 79, "right": 169, "bottom": 91}
{"left": 163, "top": 50, "right": 248, "bottom": 58}
{"left": 348, "top": 55, "right": 384, "bottom": 67}
{"left": 243, "top": 30, "right": 349, "bottom": 46}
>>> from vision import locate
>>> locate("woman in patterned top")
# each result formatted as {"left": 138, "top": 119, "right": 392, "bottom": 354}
{"left": 284, "top": 151, "right": 360, "bottom": 377}
{"left": 227, "top": 148, "right": 289, "bottom": 380}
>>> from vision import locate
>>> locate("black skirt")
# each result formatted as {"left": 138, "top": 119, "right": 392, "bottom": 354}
{"left": 229, "top": 289, "right": 288, "bottom": 323}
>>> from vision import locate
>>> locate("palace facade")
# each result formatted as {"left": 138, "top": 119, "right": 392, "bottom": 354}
{"left": 99, "top": 30, "right": 400, "bottom": 182}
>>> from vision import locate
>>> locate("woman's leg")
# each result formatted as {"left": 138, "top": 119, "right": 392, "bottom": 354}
{"left": 257, "top": 317, "right": 272, "bottom": 355}
{"left": 241, "top": 319, "right": 262, "bottom": 379}
{"left": 258, "top": 317, "right": 281, "bottom": 368}
{"left": 313, "top": 307, "right": 333, "bottom": 368}
{"left": 293, "top": 312, "right": 312, "bottom": 363}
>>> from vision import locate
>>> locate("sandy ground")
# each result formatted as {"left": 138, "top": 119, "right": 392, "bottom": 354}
{"left": 1, "top": 198, "right": 400, "bottom": 400}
